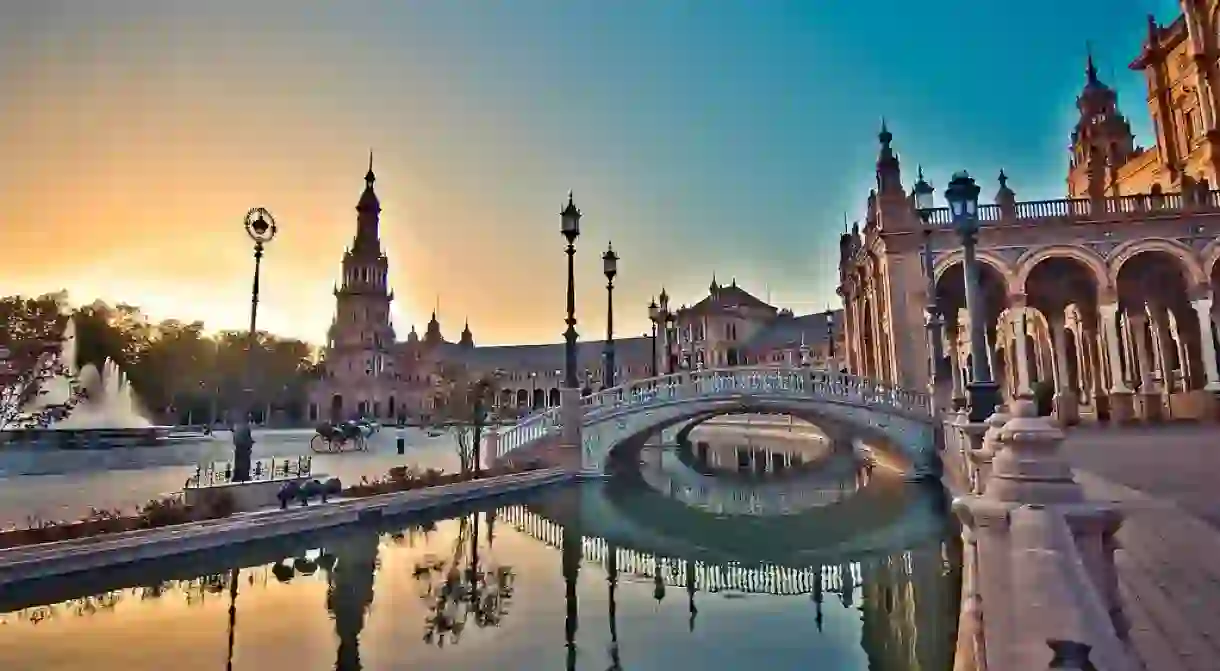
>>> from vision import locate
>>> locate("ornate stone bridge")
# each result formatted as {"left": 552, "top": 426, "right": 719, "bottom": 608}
{"left": 490, "top": 366, "right": 938, "bottom": 477}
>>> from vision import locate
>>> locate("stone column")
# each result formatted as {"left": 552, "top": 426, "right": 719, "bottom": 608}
{"left": 949, "top": 327, "right": 967, "bottom": 410}
{"left": 1049, "top": 313, "right": 1079, "bottom": 426}
{"left": 560, "top": 387, "right": 586, "bottom": 468}
{"left": 1099, "top": 302, "right": 1134, "bottom": 423}
{"left": 1128, "top": 312, "right": 1163, "bottom": 423}
{"left": 1011, "top": 308, "right": 1033, "bottom": 398}
{"left": 1192, "top": 297, "right": 1220, "bottom": 391}
{"left": 1086, "top": 328, "right": 1110, "bottom": 421}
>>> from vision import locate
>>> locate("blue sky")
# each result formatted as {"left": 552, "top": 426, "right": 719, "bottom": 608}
{"left": 0, "top": 0, "right": 1181, "bottom": 343}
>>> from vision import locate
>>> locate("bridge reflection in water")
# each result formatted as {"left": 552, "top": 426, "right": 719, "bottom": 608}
{"left": 0, "top": 417, "right": 960, "bottom": 670}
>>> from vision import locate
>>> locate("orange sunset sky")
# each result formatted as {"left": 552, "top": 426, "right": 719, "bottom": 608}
{"left": 1, "top": 2, "right": 1132, "bottom": 345}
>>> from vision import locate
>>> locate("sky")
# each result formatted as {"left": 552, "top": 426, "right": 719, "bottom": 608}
{"left": 0, "top": 0, "right": 1180, "bottom": 346}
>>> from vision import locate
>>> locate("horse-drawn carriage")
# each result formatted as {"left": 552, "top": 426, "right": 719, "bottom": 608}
{"left": 310, "top": 420, "right": 376, "bottom": 453}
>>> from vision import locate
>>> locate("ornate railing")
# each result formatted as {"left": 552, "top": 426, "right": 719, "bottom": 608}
{"left": 496, "top": 407, "right": 561, "bottom": 455}
{"left": 917, "top": 189, "right": 1214, "bottom": 228}
{"left": 494, "top": 367, "right": 930, "bottom": 460}
{"left": 185, "top": 455, "right": 313, "bottom": 488}
{"left": 497, "top": 504, "right": 893, "bottom": 596}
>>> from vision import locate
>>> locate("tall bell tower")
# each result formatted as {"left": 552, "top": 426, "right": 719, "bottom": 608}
{"left": 326, "top": 154, "right": 397, "bottom": 386}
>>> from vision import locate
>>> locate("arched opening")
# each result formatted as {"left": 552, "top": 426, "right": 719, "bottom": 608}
{"left": 387, "top": 395, "right": 396, "bottom": 419}
{"left": 516, "top": 389, "right": 529, "bottom": 407}
{"left": 357, "top": 400, "right": 368, "bottom": 417}
{"left": 548, "top": 388, "right": 561, "bottom": 408}
{"left": 935, "top": 259, "right": 1010, "bottom": 404}
{"left": 1115, "top": 249, "right": 1202, "bottom": 420}
{"left": 532, "top": 388, "right": 546, "bottom": 410}
{"left": 330, "top": 394, "right": 343, "bottom": 422}
{"left": 1023, "top": 256, "right": 1101, "bottom": 423}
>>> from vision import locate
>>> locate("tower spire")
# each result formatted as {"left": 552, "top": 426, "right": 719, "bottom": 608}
{"left": 1085, "top": 42, "right": 1099, "bottom": 85}
{"left": 365, "top": 149, "right": 375, "bottom": 186}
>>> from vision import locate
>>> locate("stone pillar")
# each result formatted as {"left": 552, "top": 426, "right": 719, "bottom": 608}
{"left": 1192, "top": 297, "right": 1220, "bottom": 391}
{"left": 969, "top": 404, "right": 1011, "bottom": 495}
{"left": 484, "top": 428, "right": 500, "bottom": 470}
{"left": 949, "top": 329, "right": 967, "bottom": 410}
{"left": 984, "top": 399, "right": 1082, "bottom": 504}
{"left": 1011, "top": 308, "right": 1033, "bottom": 398}
{"left": 1099, "top": 302, "right": 1134, "bottom": 423}
{"left": 1086, "top": 328, "right": 1110, "bottom": 422}
{"left": 560, "top": 387, "right": 585, "bottom": 465}
{"left": 1128, "top": 312, "right": 1163, "bottom": 423}
{"left": 1049, "top": 314, "right": 1079, "bottom": 426}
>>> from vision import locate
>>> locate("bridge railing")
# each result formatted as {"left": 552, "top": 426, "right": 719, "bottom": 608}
{"left": 496, "top": 366, "right": 931, "bottom": 460}
{"left": 495, "top": 407, "right": 561, "bottom": 457}
{"left": 579, "top": 367, "right": 932, "bottom": 419}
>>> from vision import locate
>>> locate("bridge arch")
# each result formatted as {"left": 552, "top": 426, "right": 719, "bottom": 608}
{"left": 586, "top": 397, "right": 935, "bottom": 478}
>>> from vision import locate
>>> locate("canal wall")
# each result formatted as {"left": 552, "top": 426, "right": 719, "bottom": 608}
{"left": 0, "top": 468, "right": 575, "bottom": 586}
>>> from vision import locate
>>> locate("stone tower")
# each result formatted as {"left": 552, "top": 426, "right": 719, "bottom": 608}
{"left": 1067, "top": 52, "right": 1136, "bottom": 198}
{"left": 326, "top": 154, "right": 397, "bottom": 393}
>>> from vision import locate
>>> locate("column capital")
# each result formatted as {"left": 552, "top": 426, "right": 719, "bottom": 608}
{"left": 1189, "top": 282, "right": 1213, "bottom": 302}
{"left": 1007, "top": 292, "right": 1028, "bottom": 308}
{"left": 1098, "top": 301, "right": 1118, "bottom": 315}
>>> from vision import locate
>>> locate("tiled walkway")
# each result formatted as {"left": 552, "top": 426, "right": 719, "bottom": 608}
{"left": 1064, "top": 426, "right": 1220, "bottom": 671}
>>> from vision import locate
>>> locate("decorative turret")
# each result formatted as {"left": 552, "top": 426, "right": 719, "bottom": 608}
{"left": 1068, "top": 50, "right": 1135, "bottom": 197}
{"left": 709, "top": 274, "right": 719, "bottom": 296}
{"left": 353, "top": 151, "right": 382, "bottom": 256}
{"left": 459, "top": 319, "right": 474, "bottom": 348}
{"left": 875, "top": 119, "right": 903, "bottom": 197}
{"left": 424, "top": 311, "right": 443, "bottom": 345}
{"left": 407, "top": 325, "right": 419, "bottom": 344}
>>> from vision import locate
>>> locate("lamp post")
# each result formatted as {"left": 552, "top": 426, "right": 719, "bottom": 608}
{"left": 561, "top": 192, "right": 581, "bottom": 390}
{"left": 233, "top": 207, "right": 277, "bottom": 482}
{"left": 602, "top": 243, "right": 619, "bottom": 388}
{"left": 913, "top": 169, "right": 945, "bottom": 398}
{"left": 648, "top": 299, "right": 659, "bottom": 377}
{"left": 944, "top": 171, "right": 998, "bottom": 422}
{"left": 664, "top": 310, "right": 676, "bottom": 374}
{"left": 824, "top": 309, "right": 836, "bottom": 371}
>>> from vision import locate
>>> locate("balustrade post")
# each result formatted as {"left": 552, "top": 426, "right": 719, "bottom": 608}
{"left": 484, "top": 428, "right": 500, "bottom": 467}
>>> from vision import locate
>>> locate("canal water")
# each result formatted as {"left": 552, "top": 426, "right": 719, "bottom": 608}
{"left": 0, "top": 417, "right": 961, "bottom": 670}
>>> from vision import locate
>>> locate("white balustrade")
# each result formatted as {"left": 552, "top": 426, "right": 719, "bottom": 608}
{"left": 496, "top": 504, "right": 907, "bottom": 596}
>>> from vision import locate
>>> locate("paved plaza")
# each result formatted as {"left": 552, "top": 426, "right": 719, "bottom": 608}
{"left": 1064, "top": 426, "right": 1220, "bottom": 671}
{"left": 0, "top": 429, "right": 462, "bottom": 528}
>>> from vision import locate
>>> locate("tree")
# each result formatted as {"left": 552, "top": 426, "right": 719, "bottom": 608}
{"left": 431, "top": 364, "right": 502, "bottom": 475}
{"left": 0, "top": 295, "right": 83, "bottom": 430}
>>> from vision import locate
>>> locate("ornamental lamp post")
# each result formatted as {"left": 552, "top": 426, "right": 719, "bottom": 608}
{"left": 602, "top": 243, "right": 619, "bottom": 389}
{"left": 824, "top": 309, "right": 839, "bottom": 372}
{"left": 944, "top": 171, "right": 998, "bottom": 423}
{"left": 233, "top": 207, "right": 278, "bottom": 482}
{"left": 664, "top": 309, "right": 677, "bottom": 374}
{"left": 913, "top": 168, "right": 945, "bottom": 396}
{"left": 648, "top": 299, "right": 659, "bottom": 377}
{"left": 560, "top": 192, "right": 581, "bottom": 390}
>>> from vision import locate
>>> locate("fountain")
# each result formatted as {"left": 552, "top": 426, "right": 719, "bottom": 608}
{"left": 5, "top": 318, "right": 169, "bottom": 448}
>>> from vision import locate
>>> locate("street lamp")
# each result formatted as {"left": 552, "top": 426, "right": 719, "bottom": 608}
{"left": 233, "top": 207, "right": 278, "bottom": 482}
{"left": 561, "top": 192, "right": 581, "bottom": 390}
{"left": 647, "top": 299, "right": 659, "bottom": 377}
{"left": 664, "top": 310, "right": 677, "bottom": 374}
{"left": 824, "top": 309, "right": 836, "bottom": 371}
{"left": 944, "top": 171, "right": 998, "bottom": 422}
{"left": 913, "top": 168, "right": 945, "bottom": 397}
{"left": 602, "top": 242, "right": 619, "bottom": 389}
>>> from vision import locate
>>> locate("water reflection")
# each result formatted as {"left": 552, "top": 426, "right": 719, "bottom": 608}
{"left": 414, "top": 512, "right": 516, "bottom": 648}
{"left": 0, "top": 422, "right": 960, "bottom": 670}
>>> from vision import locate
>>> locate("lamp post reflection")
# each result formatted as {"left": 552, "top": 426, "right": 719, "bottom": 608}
{"left": 561, "top": 522, "right": 580, "bottom": 671}
{"left": 606, "top": 542, "right": 622, "bottom": 670}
